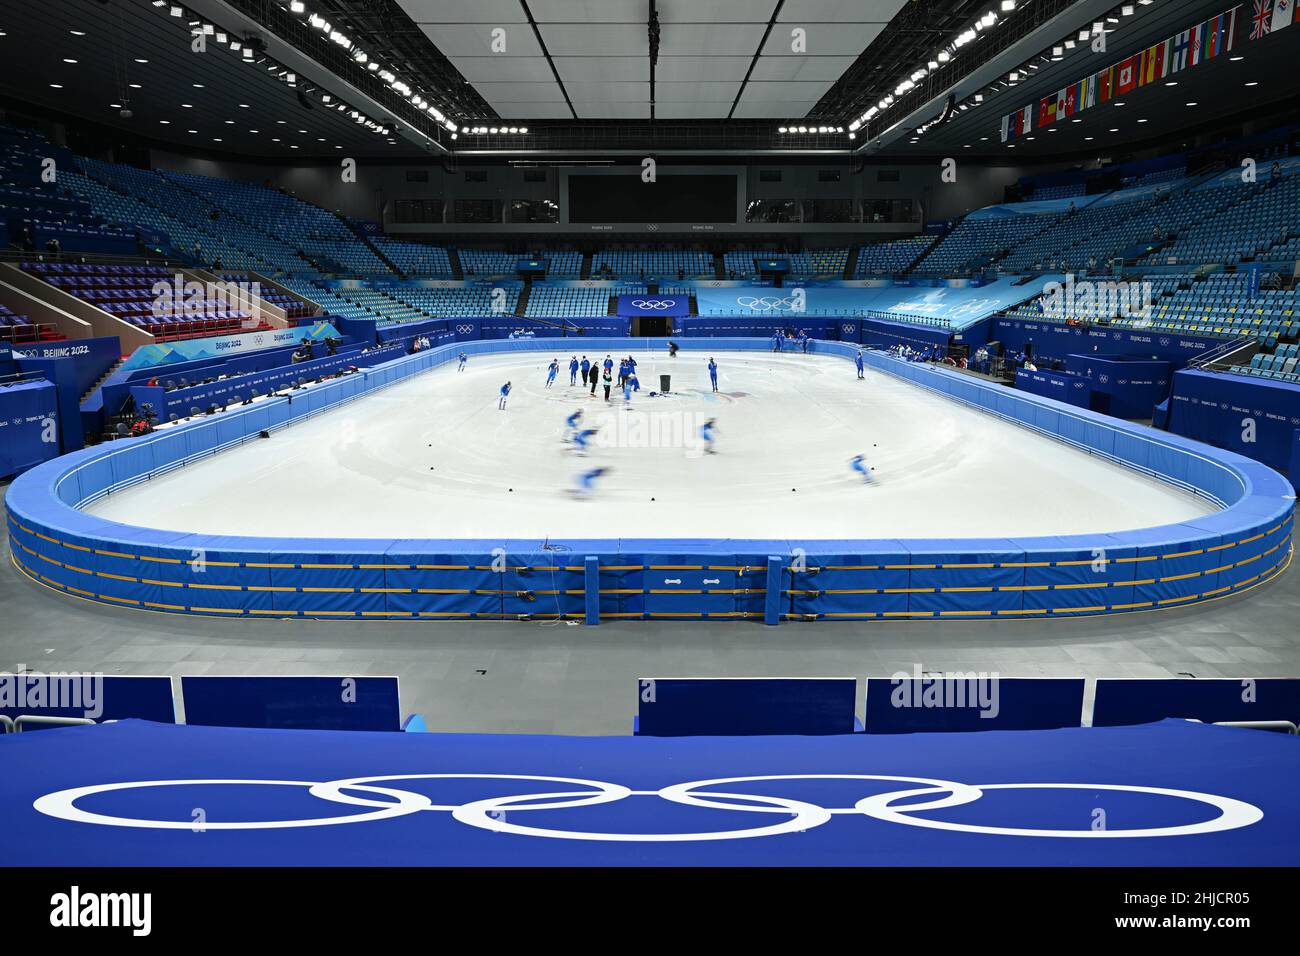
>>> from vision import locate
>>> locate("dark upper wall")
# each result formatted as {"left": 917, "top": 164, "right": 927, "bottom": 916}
{"left": 146, "top": 147, "right": 1082, "bottom": 233}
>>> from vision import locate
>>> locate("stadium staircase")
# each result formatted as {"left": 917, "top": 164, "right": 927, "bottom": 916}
{"left": 514, "top": 281, "right": 531, "bottom": 317}
{"left": 900, "top": 219, "right": 962, "bottom": 277}
{"left": 713, "top": 252, "right": 725, "bottom": 279}
{"left": 447, "top": 248, "right": 466, "bottom": 280}
{"left": 842, "top": 246, "right": 860, "bottom": 279}
{"left": 343, "top": 220, "right": 401, "bottom": 276}
{"left": 580, "top": 252, "right": 593, "bottom": 279}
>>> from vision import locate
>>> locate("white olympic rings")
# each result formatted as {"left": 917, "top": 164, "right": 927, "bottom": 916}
{"left": 31, "top": 773, "right": 1263, "bottom": 842}
{"left": 629, "top": 299, "right": 677, "bottom": 310}
{"left": 736, "top": 296, "right": 797, "bottom": 312}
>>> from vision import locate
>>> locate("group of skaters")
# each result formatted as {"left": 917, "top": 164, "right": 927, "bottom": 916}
{"left": 545, "top": 353, "right": 643, "bottom": 402}
{"left": 772, "top": 329, "right": 812, "bottom": 353}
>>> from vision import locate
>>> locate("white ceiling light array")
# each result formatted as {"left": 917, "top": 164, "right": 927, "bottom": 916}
{"left": 283, "top": 1, "right": 471, "bottom": 137}
{"left": 463, "top": 126, "right": 530, "bottom": 135}
{"left": 848, "top": 2, "right": 1019, "bottom": 135}
{"left": 776, "top": 125, "right": 846, "bottom": 137}
{"left": 149, "top": 1, "right": 398, "bottom": 145}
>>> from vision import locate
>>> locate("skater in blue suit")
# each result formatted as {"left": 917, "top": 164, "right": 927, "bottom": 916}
{"left": 573, "top": 427, "right": 599, "bottom": 455}
{"left": 457, "top": 352, "right": 467, "bottom": 371}
{"left": 580, "top": 355, "right": 591, "bottom": 383}
{"left": 498, "top": 381, "right": 511, "bottom": 410}
{"left": 700, "top": 418, "right": 718, "bottom": 455}
{"left": 571, "top": 466, "right": 609, "bottom": 498}
{"left": 569, "top": 355, "right": 580, "bottom": 385}
{"left": 546, "top": 359, "right": 559, "bottom": 388}
{"left": 564, "top": 409, "right": 583, "bottom": 442}
{"left": 707, "top": 357, "right": 718, "bottom": 392}
{"left": 850, "top": 454, "right": 873, "bottom": 483}
{"left": 855, "top": 349, "right": 865, "bottom": 380}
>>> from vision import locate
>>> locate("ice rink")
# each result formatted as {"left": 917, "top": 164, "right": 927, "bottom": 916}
{"left": 87, "top": 349, "right": 1215, "bottom": 540}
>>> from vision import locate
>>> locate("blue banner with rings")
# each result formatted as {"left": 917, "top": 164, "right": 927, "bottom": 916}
{"left": 617, "top": 295, "right": 690, "bottom": 317}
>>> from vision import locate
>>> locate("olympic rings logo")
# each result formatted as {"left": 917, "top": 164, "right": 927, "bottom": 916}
{"left": 455, "top": 324, "right": 474, "bottom": 334}
{"left": 736, "top": 296, "right": 797, "bottom": 312}
{"left": 32, "top": 773, "right": 1263, "bottom": 842}
{"left": 629, "top": 300, "right": 677, "bottom": 310}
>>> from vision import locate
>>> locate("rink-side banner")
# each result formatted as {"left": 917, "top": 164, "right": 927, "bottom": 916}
{"left": 617, "top": 295, "right": 690, "bottom": 317}
{"left": 999, "top": 2, "right": 1294, "bottom": 143}
{"left": 119, "top": 321, "right": 341, "bottom": 373}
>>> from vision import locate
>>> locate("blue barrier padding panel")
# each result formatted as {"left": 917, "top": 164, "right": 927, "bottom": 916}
{"left": 5, "top": 336, "right": 1293, "bottom": 624}
{"left": 0, "top": 675, "right": 174, "bottom": 724}
{"left": 635, "top": 677, "right": 858, "bottom": 736}
{"left": 180, "top": 676, "right": 400, "bottom": 731}
{"left": 865, "top": 677, "right": 1085, "bottom": 733}
{"left": 1093, "top": 678, "right": 1300, "bottom": 727}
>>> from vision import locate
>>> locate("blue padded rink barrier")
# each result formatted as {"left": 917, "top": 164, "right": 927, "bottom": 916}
{"left": 0, "top": 718, "right": 1296, "bottom": 865}
{"left": 4, "top": 335, "right": 1294, "bottom": 623}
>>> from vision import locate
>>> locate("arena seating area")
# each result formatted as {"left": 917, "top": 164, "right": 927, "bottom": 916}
{"left": 591, "top": 248, "right": 714, "bottom": 279}
{"left": 911, "top": 213, "right": 1061, "bottom": 276}
{"left": 0, "top": 303, "right": 58, "bottom": 343}
{"left": 392, "top": 285, "right": 520, "bottom": 320}
{"left": 855, "top": 236, "right": 932, "bottom": 276}
{"left": 525, "top": 284, "right": 618, "bottom": 317}
{"left": 0, "top": 131, "right": 135, "bottom": 256}
{"left": 217, "top": 272, "right": 315, "bottom": 321}
{"left": 371, "top": 237, "right": 454, "bottom": 276}
{"left": 20, "top": 261, "right": 255, "bottom": 339}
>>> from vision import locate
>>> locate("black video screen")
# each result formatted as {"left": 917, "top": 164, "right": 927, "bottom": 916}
{"left": 568, "top": 174, "right": 737, "bottom": 223}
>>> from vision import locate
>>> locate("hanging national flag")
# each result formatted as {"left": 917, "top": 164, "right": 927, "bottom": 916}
{"left": 1272, "top": 0, "right": 1295, "bottom": 30}
{"left": 1159, "top": 37, "right": 1173, "bottom": 77}
{"left": 1001, "top": 113, "right": 1011, "bottom": 143}
{"left": 1252, "top": 0, "right": 1274, "bottom": 39}
{"left": 1191, "top": 22, "right": 1205, "bottom": 64}
{"left": 1056, "top": 88, "right": 1068, "bottom": 117}
{"left": 1038, "top": 96, "right": 1054, "bottom": 127}
{"left": 1171, "top": 29, "right": 1190, "bottom": 71}
{"left": 1116, "top": 55, "right": 1138, "bottom": 94}
{"left": 1098, "top": 63, "right": 1116, "bottom": 102}
{"left": 1083, "top": 73, "right": 1097, "bottom": 110}
{"left": 1021, "top": 104, "right": 1034, "bottom": 135}
{"left": 1205, "top": 14, "right": 1222, "bottom": 59}
{"left": 1064, "top": 83, "right": 1078, "bottom": 116}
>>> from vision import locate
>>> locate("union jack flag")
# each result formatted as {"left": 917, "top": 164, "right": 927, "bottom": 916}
{"left": 1252, "top": 0, "right": 1274, "bottom": 39}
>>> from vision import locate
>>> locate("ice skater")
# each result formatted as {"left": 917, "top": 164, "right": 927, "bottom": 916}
{"left": 457, "top": 352, "right": 467, "bottom": 372}
{"left": 855, "top": 349, "right": 865, "bottom": 380}
{"left": 622, "top": 372, "right": 634, "bottom": 402}
{"left": 617, "top": 357, "right": 629, "bottom": 388}
{"left": 571, "top": 466, "right": 609, "bottom": 499}
{"left": 580, "top": 355, "right": 591, "bottom": 385}
{"left": 564, "top": 409, "right": 583, "bottom": 442}
{"left": 700, "top": 418, "right": 718, "bottom": 455}
{"left": 668, "top": 340, "right": 679, "bottom": 358}
{"left": 772, "top": 331, "right": 783, "bottom": 352}
{"left": 573, "top": 426, "right": 599, "bottom": 455}
{"left": 850, "top": 454, "right": 873, "bottom": 484}
{"left": 707, "top": 357, "right": 718, "bottom": 392}
{"left": 498, "top": 380, "right": 512, "bottom": 410}
{"left": 546, "top": 358, "right": 559, "bottom": 388}
{"left": 569, "top": 355, "right": 580, "bottom": 385}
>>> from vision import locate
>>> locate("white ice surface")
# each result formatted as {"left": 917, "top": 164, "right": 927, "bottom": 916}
{"left": 86, "top": 350, "right": 1215, "bottom": 540}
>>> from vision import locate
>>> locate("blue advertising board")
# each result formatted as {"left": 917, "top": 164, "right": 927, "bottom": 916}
{"left": 617, "top": 294, "right": 690, "bottom": 318}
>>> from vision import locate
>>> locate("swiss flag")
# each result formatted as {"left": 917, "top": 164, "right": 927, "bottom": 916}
{"left": 1116, "top": 55, "right": 1138, "bottom": 94}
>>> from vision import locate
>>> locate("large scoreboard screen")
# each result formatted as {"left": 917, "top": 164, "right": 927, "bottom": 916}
{"left": 568, "top": 174, "right": 737, "bottom": 223}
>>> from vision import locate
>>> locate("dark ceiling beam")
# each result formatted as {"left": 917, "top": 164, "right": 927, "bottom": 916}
{"left": 518, "top": 0, "right": 577, "bottom": 120}
{"left": 727, "top": 0, "right": 784, "bottom": 120}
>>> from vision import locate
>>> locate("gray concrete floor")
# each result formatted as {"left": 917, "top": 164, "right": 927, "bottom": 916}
{"left": 3, "top": 488, "right": 1297, "bottom": 734}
